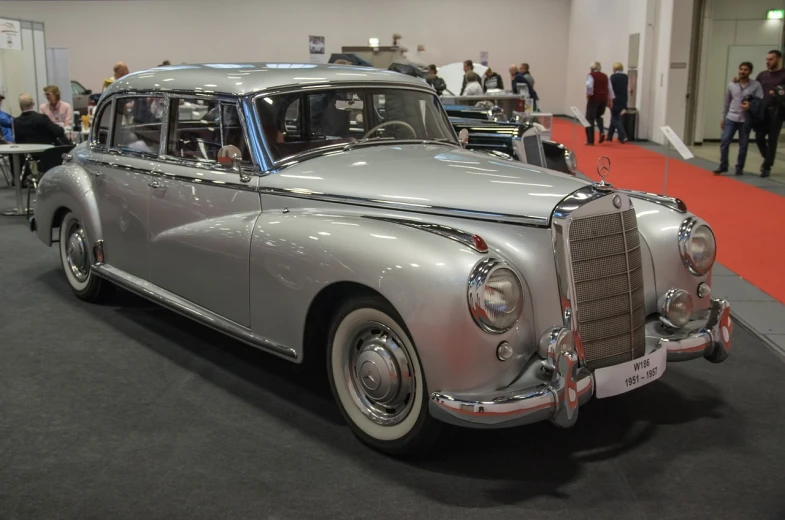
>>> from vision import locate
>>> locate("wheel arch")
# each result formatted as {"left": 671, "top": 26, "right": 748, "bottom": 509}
{"left": 302, "top": 281, "right": 394, "bottom": 367}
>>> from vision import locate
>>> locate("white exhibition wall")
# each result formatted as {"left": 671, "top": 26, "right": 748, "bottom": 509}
{"left": 0, "top": 0, "right": 571, "bottom": 113}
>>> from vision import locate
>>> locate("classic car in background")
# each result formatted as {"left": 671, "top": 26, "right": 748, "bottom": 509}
{"left": 32, "top": 64, "right": 732, "bottom": 456}
{"left": 444, "top": 104, "right": 578, "bottom": 176}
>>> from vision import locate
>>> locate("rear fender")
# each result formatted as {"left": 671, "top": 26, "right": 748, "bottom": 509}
{"left": 35, "top": 163, "right": 102, "bottom": 247}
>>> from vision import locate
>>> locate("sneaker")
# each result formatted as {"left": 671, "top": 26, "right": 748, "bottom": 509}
{"left": 761, "top": 167, "right": 771, "bottom": 177}
{"left": 585, "top": 142, "right": 594, "bottom": 146}
{"left": 713, "top": 167, "right": 727, "bottom": 175}
{"left": 621, "top": 138, "right": 629, "bottom": 144}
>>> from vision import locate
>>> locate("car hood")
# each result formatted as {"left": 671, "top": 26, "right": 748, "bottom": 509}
{"left": 262, "top": 144, "right": 591, "bottom": 226}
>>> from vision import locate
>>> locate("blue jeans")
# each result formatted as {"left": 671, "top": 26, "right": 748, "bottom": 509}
{"left": 719, "top": 118, "right": 751, "bottom": 171}
{"left": 607, "top": 107, "right": 627, "bottom": 141}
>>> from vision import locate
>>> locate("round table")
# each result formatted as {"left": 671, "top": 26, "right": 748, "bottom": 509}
{"left": 0, "top": 143, "right": 54, "bottom": 216}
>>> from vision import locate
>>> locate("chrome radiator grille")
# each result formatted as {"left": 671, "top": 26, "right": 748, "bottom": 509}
{"left": 569, "top": 208, "right": 645, "bottom": 370}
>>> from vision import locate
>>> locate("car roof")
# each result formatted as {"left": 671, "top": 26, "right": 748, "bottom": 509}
{"left": 103, "top": 62, "right": 431, "bottom": 97}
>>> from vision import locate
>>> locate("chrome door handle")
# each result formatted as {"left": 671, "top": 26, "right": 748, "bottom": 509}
{"left": 148, "top": 180, "right": 163, "bottom": 188}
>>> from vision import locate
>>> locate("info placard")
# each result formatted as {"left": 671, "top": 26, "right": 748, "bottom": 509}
{"left": 570, "top": 106, "right": 591, "bottom": 128}
{"left": 660, "top": 125, "right": 694, "bottom": 160}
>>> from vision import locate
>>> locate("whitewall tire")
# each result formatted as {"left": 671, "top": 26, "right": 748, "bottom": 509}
{"left": 327, "top": 296, "right": 441, "bottom": 455}
{"left": 58, "top": 211, "right": 112, "bottom": 302}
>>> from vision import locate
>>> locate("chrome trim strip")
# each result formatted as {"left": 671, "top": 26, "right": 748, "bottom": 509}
{"left": 617, "top": 189, "right": 687, "bottom": 213}
{"left": 154, "top": 169, "right": 259, "bottom": 191}
{"left": 92, "top": 264, "right": 297, "bottom": 360}
{"left": 362, "top": 216, "right": 488, "bottom": 252}
{"left": 82, "top": 157, "right": 154, "bottom": 176}
{"left": 262, "top": 187, "right": 549, "bottom": 227}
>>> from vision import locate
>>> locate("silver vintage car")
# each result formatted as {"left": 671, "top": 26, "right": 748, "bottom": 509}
{"left": 31, "top": 63, "right": 732, "bottom": 455}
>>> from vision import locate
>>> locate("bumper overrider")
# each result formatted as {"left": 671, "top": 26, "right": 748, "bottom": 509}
{"left": 430, "top": 298, "right": 732, "bottom": 429}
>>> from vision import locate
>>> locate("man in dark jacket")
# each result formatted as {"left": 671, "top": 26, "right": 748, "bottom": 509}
{"left": 13, "top": 94, "right": 67, "bottom": 145}
{"left": 606, "top": 62, "right": 629, "bottom": 143}
{"left": 482, "top": 67, "right": 504, "bottom": 92}
{"left": 459, "top": 60, "right": 473, "bottom": 95}
{"left": 585, "top": 62, "right": 614, "bottom": 145}
{"left": 426, "top": 64, "right": 447, "bottom": 95}
{"left": 754, "top": 49, "right": 785, "bottom": 177}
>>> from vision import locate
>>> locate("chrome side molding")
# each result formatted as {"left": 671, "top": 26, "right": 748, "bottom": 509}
{"left": 363, "top": 216, "right": 489, "bottom": 253}
{"left": 91, "top": 264, "right": 297, "bottom": 360}
{"left": 616, "top": 189, "right": 687, "bottom": 213}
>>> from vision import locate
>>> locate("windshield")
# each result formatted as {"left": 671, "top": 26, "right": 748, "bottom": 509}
{"left": 256, "top": 87, "right": 456, "bottom": 162}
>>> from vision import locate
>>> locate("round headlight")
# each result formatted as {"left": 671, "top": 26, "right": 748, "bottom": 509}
{"left": 679, "top": 219, "right": 716, "bottom": 275}
{"left": 565, "top": 150, "right": 578, "bottom": 175}
{"left": 468, "top": 260, "right": 524, "bottom": 334}
{"left": 659, "top": 288, "right": 694, "bottom": 328}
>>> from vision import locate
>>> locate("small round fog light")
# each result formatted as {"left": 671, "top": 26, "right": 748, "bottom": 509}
{"left": 659, "top": 288, "right": 694, "bottom": 328}
{"left": 497, "top": 341, "right": 514, "bottom": 361}
{"left": 697, "top": 282, "right": 711, "bottom": 299}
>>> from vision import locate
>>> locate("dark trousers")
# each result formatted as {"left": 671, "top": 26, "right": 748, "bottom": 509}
{"left": 607, "top": 107, "right": 627, "bottom": 142}
{"left": 719, "top": 118, "right": 751, "bottom": 171}
{"left": 755, "top": 108, "right": 783, "bottom": 171}
{"left": 585, "top": 100, "right": 606, "bottom": 144}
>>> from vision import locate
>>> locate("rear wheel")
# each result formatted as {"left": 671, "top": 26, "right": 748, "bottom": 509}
{"left": 58, "top": 211, "right": 112, "bottom": 302}
{"left": 326, "top": 296, "right": 442, "bottom": 456}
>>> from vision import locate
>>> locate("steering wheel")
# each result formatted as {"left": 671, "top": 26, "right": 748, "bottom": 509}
{"left": 362, "top": 120, "right": 417, "bottom": 140}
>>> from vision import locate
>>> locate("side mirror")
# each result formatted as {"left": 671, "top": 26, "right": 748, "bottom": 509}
{"left": 85, "top": 89, "right": 93, "bottom": 95}
{"left": 217, "top": 144, "right": 251, "bottom": 183}
{"left": 458, "top": 128, "right": 470, "bottom": 148}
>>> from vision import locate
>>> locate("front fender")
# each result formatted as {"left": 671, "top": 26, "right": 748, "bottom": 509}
{"left": 249, "top": 204, "right": 536, "bottom": 394}
{"left": 35, "top": 162, "right": 102, "bottom": 248}
{"left": 634, "top": 198, "right": 711, "bottom": 314}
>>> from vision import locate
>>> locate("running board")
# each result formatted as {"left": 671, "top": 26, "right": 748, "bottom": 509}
{"left": 91, "top": 264, "right": 298, "bottom": 361}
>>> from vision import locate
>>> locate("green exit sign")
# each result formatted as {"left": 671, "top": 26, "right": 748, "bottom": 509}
{"left": 768, "top": 9, "right": 784, "bottom": 19}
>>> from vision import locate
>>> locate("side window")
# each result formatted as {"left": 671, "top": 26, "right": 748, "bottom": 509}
{"left": 93, "top": 103, "right": 113, "bottom": 147}
{"left": 111, "top": 96, "right": 164, "bottom": 155}
{"left": 71, "top": 82, "right": 86, "bottom": 96}
{"left": 168, "top": 99, "right": 249, "bottom": 163}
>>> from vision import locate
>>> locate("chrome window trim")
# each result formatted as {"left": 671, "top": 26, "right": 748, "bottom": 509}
{"left": 362, "top": 216, "right": 489, "bottom": 252}
{"left": 261, "top": 186, "right": 550, "bottom": 227}
{"left": 249, "top": 82, "right": 459, "bottom": 173}
{"left": 161, "top": 94, "right": 258, "bottom": 173}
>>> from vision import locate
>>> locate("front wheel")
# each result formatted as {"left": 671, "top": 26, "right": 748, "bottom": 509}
{"left": 58, "top": 211, "right": 113, "bottom": 302}
{"left": 326, "top": 296, "right": 442, "bottom": 456}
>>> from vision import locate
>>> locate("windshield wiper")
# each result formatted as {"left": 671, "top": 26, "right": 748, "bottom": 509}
{"left": 342, "top": 136, "right": 396, "bottom": 151}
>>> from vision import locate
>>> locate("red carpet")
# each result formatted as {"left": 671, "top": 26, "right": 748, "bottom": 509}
{"left": 551, "top": 118, "right": 785, "bottom": 304}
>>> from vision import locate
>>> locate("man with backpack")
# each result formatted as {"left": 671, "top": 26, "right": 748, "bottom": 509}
{"left": 714, "top": 61, "right": 762, "bottom": 176}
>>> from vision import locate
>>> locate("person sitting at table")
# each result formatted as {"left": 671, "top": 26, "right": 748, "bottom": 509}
{"left": 14, "top": 94, "right": 68, "bottom": 146}
{"left": 0, "top": 93, "right": 13, "bottom": 143}
{"left": 39, "top": 85, "right": 73, "bottom": 126}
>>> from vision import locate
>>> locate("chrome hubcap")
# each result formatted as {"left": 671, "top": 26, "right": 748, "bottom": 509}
{"left": 345, "top": 321, "right": 415, "bottom": 426}
{"left": 66, "top": 223, "right": 89, "bottom": 283}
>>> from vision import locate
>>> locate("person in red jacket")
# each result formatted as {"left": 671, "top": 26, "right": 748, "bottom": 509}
{"left": 585, "top": 61, "right": 615, "bottom": 145}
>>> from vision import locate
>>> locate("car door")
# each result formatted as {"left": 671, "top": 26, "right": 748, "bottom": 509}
{"left": 87, "top": 95, "right": 162, "bottom": 279}
{"left": 147, "top": 96, "right": 260, "bottom": 327}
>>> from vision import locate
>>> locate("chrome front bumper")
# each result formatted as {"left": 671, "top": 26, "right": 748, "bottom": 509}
{"left": 429, "top": 298, "right": 732, "bottom": 429}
